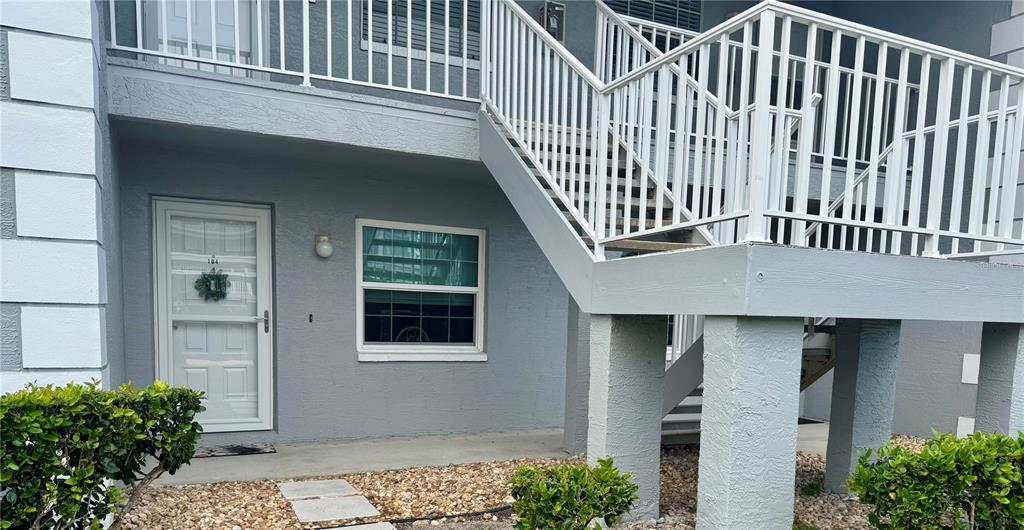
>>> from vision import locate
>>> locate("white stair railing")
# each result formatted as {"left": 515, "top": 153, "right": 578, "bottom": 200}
{"left": 619, "top": 15, "right": 698, "bottom": 54}
{"left": 668, "top": 314, "right": 703, "bottom": 363}
{"left": 482, "top": 0, "right": 609, "bottom": 239}
{"left": 484, "top": 0, "right": 1024, "bottom": 259}
{"left": 593, "top": 4, "right": 697, "bottom": 84}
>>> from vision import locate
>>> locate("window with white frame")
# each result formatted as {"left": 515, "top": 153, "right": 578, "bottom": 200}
{"left": 356, "top": 219, "right": 485, "bottom": 360}
{"left": 604, "top": 0, "right": 702, "bottom": 32}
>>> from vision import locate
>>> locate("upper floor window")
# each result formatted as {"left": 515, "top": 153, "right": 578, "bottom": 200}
{"left": 362, "top": 0, "right": 482, "bottom": 66}
{"left": 605, "top": 0, "right": 702, "bottom": 32}
{"left": 356, "top": 219, "right": 486, "bottom": 361}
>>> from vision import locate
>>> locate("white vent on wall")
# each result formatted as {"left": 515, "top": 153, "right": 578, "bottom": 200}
{"left": 961, "top": 353, "right": 980, "bottom": 385}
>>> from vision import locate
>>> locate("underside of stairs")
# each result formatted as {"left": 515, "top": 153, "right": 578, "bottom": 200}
{"left": 661, "top": 321, "right": 837, "bottom": 445}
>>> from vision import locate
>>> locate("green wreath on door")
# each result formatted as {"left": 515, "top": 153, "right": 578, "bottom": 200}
{"left": 194, "top": 268, "right": 231, "bottom": 302}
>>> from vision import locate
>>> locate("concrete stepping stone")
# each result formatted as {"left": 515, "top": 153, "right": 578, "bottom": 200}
{"left": 290, "top": 495, "right": 381, "bottom": 522}
{"left": 277, "top": 479, "right": 358, "bottom": 500}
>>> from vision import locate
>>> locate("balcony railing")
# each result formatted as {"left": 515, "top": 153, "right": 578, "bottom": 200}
{"left": 108, "top": 0, "right": 481, "bottom": 100}
{"left": 483, "top": 0, "right": 1024, "bottom": 259}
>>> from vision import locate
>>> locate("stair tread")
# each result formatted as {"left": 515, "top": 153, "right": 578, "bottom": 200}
{"left": 582, "top": 237, "right": 705, "bottom": 252}
{"left": 552, "top": 205, "right": 674, "bottom": 231}
{"left": 516, "top": 147, "right": 630, "bottom": 169}
{"left": 661, "top": 428, "right": 701, "bottom": 436}
{"left": 664, "top": 414, "right": 702, "bottom": 423}
{"left": 669, "top": 405, "right": 703, "bottom": 415}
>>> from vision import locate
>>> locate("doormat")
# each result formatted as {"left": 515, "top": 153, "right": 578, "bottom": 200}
{"left": 194, "top": 443, "right": 277, "bottom": 458}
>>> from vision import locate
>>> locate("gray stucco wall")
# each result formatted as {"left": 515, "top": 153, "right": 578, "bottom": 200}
{"left": 96, "top": 0, "right": 127, "bottom": 386}
{"left": 830, "top": 1, "right": 1009, "bottom": 58}
{"left": 116, "top": 121, "right": 569, "bottom": 444}
{"left": 892, "top": 321, "right": 981, "bottom": 437}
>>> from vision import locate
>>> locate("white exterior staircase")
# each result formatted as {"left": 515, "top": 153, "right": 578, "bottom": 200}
{"left": 481, "top": 0, "right": 1022, "bottom": 260}
{"left": 479, "top": 0, "right": 1021, "bottom": 444}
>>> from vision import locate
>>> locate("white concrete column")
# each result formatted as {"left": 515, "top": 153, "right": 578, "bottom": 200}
{"left": 823, "top": 319, "right": 902, "bottom": 493}
{"left": 587, "top": 314, "right": 666, "bottom": 521}
{"left": 975, "top": 323, "right": 1024, "bottom": 435}
{"left": 695, "top": 316, "right": 804, "bottom": 530}
{"left": 0, "top": 0, "right": 115, "bottom": 391}
{"left": 564, "top": 298, "right": 590, "bottom": 455}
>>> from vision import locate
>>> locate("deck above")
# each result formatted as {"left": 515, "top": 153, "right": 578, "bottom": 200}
{"left": 106, "top": 58, "right": 481, "bottom": 161}
{"left": 589, "top": 242, "right": 1024, "bottom": 322}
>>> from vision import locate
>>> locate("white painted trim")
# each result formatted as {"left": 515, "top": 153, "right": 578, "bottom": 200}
{"left": 0, "top": 240, "right": 104, "bottom": 304}
{"left": 152, "top": 198, "right": 274, "bottom": 433}
{"left": 355, "top": 218, "right": 486, "bottom": 359}
{"left": 357, "top": 353, "right": 488, "bottom": 362}
{"left": 6, "top": 30, "right": 96, "bottom": 109}
{"left": 21, "top": 306, "right": 105, "bottom": 369}
{"left": 14, "top": 171, "right": 100, "bottom": 241}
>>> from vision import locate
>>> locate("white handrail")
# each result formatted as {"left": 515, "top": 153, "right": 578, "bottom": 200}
{"left": 595, "top": 2, "right": 740, "bottom": 120}
{"left": 602, "top": 2, "right": 768, "bottom": 93}
{"left": 605, "top": 0, "right": 1024, "bottom": 94}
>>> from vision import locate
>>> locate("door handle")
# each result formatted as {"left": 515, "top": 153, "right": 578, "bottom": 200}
{"left": 255, "top": 310, "right": 270, "bottom": 333}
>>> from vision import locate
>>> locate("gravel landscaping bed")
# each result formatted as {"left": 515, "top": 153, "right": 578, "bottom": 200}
{"left": 119, "top": 480, "right": 297, "bottom": 529}
{"left": 123, "top": 436, "right": 924, "bottom": 530}
{"left": 121, "top": 456, "right": 578, "bottom": 529}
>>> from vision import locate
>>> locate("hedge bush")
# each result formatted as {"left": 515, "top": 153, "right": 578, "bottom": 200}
{"left": 511, "top": 457, "right": 638, "bottom": 530}
{"left": 848, "top": 431, "right": 1024, "bottom": 530}
{"left": 1, "top": 381, "right": 204, "bottom": 530}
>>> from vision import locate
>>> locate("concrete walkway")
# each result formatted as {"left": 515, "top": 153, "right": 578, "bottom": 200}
{"left": 160, "top": 424, "right": 830, "bottom": 485}
{"left": 159, "top": 428, "right": 567, "bottom": 485}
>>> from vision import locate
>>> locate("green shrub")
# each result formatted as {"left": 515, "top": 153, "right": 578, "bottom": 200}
{"left": 511, "top": 457, "right": 638, "bottom": 530}
{"left": 848, "top": 431, "right": 1024, "bottom": 530}
{"left": 1, "top": 380, "right": 204, "bottom": 530}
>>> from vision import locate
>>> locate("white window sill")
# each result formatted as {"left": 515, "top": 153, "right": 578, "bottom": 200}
{"left": 358, "top": 352, "right": 488, "bottom": 362}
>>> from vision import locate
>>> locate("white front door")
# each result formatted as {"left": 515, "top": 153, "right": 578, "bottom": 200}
{"left": 154, "top": 199, "right": 273, "bottom": 432}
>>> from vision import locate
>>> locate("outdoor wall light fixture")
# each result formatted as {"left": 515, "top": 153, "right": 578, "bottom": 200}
{"left": 315, "top": 235, "right": 334, "bottom": 258}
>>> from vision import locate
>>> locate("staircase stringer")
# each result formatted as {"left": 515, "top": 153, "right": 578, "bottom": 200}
{"left": 479, "top": 109, "right": 598, "bottom": 307}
